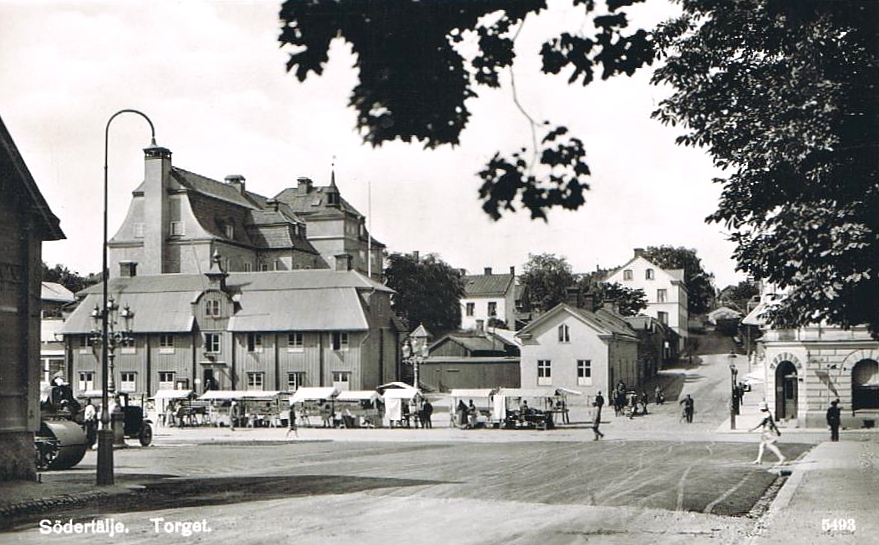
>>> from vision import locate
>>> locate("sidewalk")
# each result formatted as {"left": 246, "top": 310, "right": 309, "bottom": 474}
{"left": 746, "top": 440, "right": 879, "bottom": 545}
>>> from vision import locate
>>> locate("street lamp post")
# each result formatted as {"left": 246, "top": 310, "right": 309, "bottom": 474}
{"left": 96, "top": 109, "right": 155, "bottom": 486}
{"left": 729, "top": 352, "right": 739, "bottom": 430}
{"left": 90, "top": 298, "right": 134, "bottom": 447}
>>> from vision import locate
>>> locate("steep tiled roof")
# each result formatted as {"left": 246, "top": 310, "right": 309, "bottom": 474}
{"left": 517, "top": 303, "right": 638, "bottom": 342}
{"left": 169, "top": 168, "right": 261, "bottom": 209}
{"left": 463, "top": 273, "right": 514, "bottom": 297}
{"left": 64, "top": 270, "right": 392, "bottom": 335}
{"left": 41, "top": 282, "right": 75, "bottom": 303}
{"left": 274, "top": 185, "right": 363, "bottom": 218}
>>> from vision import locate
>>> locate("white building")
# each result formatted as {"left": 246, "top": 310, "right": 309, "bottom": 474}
{"left": 460, "top": 267, "right": 516, "bottom": 331}
{"left": 605, "top": 248, "right": 688, "bottom": 350}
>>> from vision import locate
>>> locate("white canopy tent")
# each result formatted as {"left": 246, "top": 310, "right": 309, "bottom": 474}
{"left": 289, "top": 387, "right": 339, "bottom": 403}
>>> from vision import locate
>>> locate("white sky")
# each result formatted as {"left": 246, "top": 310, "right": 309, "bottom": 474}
{"left": 0, "top": 0, "right": 746, "bottom": 288}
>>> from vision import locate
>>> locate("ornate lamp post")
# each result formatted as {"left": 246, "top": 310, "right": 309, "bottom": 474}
{"left": 729, "top": 352, "right": 739, "bottom": 430}
{"left": 90, "top": 298, "right": 134, "bottom": 446}
{"left": 96, "top": 109, "right": 155, "bottom": 486}
{"left": 402, "top": 325, "right": 429, "bottom": 389}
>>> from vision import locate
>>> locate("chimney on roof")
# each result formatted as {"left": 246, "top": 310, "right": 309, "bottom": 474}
{"left": 266, "top": 198, "right": 280, "bottom": 212}
{"left": 412, "top": 251, "right": 420, "bottom": 262}
{"left": 335, "top": 253, "right": 352, "bottom": 271}
{"left": 484, "top": 267, "right": 492, "bottom": 276}
{"left": 565, "top": 286, "right": 583, "bottom": 309}
{"left": 140, "top": 144, "right": 172, "bottom": 277}
{"left": 297, "top": 177, "right": 313, "bottom": 195}
{"left": 634, "top": 248, "right": 645, "bottom": 258}
{"left": 602, "top": 299, "right": 619, "bottom": 314}
{"left": 510, "top": 266, "right": 515, "bottom": 275}
{"left": 225, "top": 174, "right": 246, "bottom": 195}
{"left": 119, "top": 261, "right": 137, "bottom": 278}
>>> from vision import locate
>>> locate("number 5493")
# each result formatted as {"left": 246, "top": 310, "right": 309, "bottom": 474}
{"left": 822, "top": 518, "right": 856, "bottom": 532}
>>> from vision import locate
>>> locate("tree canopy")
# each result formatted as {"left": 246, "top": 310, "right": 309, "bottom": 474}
{"left": 639, "top": 246, "right": 714, "bottom": 315}
{"left": 41, "top": 262, "right": 99, "bottom": 295}
{"left": 719, "top": 280, "right": 760, "bottom": 313}
{"left": 653, "top": 1, "right": 879, "bottom": 331}
{"left": 520, "top": 253, "right": 576, "bottom": 312}
{"left": 384, "top": 252, "right": 465, "bottom": 335}
{"left": 279, "top": 0, "right": 654, "bottom": 220}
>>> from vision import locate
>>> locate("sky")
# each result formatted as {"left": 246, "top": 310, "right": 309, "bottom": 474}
{"left": 0, "top": 0, "right": 746, "bottom": 289}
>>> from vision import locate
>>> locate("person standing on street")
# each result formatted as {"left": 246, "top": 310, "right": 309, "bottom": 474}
{"left": 749, "top": 403, "right": 786, "bottom": 465}
{"left": 826, "top": 399, "right": 841, "bottom": 442}
{"left": 422, "top": 399, "right": 434, "bottom": 429}
{"left": 82, "top": 399, "right": 97, "bottom": 448}
{"left": 286, "top": 403, "right": 298, "bottom": 439}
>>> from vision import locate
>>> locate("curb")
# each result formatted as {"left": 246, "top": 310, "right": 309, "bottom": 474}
{"left": 0, "top": 488, "right": 134, "bottom": 521}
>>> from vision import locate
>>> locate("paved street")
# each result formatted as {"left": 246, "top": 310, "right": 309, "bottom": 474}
{"left": 2, "top": 438, "right": 812, "bottom": 544}
{"left": 1, "top": 353, "right": 873, "bottom": 545}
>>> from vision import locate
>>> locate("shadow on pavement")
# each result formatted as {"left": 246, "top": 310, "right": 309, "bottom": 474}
{"left": 4, "top": 474, "right": 449, "bottom": 529}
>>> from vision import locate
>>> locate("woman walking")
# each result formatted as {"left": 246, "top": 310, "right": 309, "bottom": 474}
{"left": 749, "top": 403, "right": 786, "bottom": 465}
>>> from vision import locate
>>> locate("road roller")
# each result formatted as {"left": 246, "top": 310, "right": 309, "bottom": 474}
{"left": 36, "top": 383, "right": 88, "bottom": 470}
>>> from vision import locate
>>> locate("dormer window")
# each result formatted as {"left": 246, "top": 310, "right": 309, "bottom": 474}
{"left": 225, "top": 223, "right": 234, "bottom": 239}
{"left": 327, "top": 192, "right": 339, "bottom": 206}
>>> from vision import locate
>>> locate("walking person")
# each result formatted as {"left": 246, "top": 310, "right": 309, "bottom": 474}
{"left": 654, "top": 386, "right": 664, "bottom": 405}
{"left": 285, "top": 403, "right": 298, "bottom": 439}
{"left": 680, "top": 394, "right": 694, "bottom": 423}
{"left": 826, "top": 399, "right": 841, "bottom": 442}
{"left": 591, "top": 398, "right": 604, "bottom": 440}
{"left": 230, "top": 400, "right": 240, "bottom": 431}
{"left": 749, "top": 403, "right": 786, "bottom": 465}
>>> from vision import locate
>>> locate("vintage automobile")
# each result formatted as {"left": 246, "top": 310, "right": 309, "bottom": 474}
{"left": 78, "top": 391, "right": 154, "bottom": 446}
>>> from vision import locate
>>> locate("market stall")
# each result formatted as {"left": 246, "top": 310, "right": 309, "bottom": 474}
{"left": 381, "top": 387, "right": 423, "bottom": 428}
{"left": 199, "top": 390, "right": 286, "bottom": 428}
{"left": 449, "top": 388, "right": 497, "bottom": 428}
{"left": 552, "top": 387, "right": 584, "bottom": 425}
{"left": 152, "top": 389, "right": 196, "bottom": 426}
{"left": 334, "top": 390, "right": 383, "bottom": 428}
{"left": 289, "top": 387, "right": 339, "bottom": 427}
{"left": 492, "top": 388, "right": 559, "bottom": 429}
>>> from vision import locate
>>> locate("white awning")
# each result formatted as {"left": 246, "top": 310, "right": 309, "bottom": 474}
{"left": 496, "top": 388, "right": 557, "bottom": 399}
{"left": 382, "top": 388, "right": 422, "bottom": 400}
{"left": 555, "top": 387, "right": 584, "bottom": 396}
{"left": 449, "top": 389, "right": 495, "bottom": 399}
{"left": 153, "top": 389, "right": 195, "bottom": 400}
{"left": 336, "top": 390, "right": 382, "bottom": 402}
{"left": 290, "top": 387, "right": 339, "bottom": 403}
{"left": 199, "top": 390, "right": 282, "bottom": 400}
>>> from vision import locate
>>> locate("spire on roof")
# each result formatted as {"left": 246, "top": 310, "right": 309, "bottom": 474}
{"left": 205, "top": 250, "right": 229, "bottom": 292}
{"left": 327, "top": 155, "right": 340, "bottom": 206}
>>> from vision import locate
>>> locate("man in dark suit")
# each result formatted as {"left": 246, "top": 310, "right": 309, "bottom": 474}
{"left": 826, "top": 399, "right": 841, "bottom": 442}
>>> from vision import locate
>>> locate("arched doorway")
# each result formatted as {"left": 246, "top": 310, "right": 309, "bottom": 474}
{"left": 852, "top": 359, "right": 879, "bottom": 411}
{"left": 775, "top": 361, "right": 798, "bottom": 420}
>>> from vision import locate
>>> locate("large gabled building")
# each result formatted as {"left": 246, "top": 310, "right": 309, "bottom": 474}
{"left": 460, "top": 267, "right": 517, "bottom": 331}
{"left": 275, "top": 174, "right": 385, "bottom": 281}
{"left": 61, "top": 255, "right": 401, "bottom": 398}
{"left": 108, "top": 145, "right": 384, "bottom": 280}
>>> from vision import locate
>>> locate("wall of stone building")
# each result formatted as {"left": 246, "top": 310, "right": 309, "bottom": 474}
{"left": 763, "top": 339, "right": 879, "bottom": 429}
{"left": 0, "top": 191, "right": 42, "bottom": 481}
{"left": 0, "top": 432, "right": 36, "bottom": 482}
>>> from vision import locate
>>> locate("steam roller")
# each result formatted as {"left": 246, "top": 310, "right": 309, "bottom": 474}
{"left": 35, "top": 419, "right": 88, "bottom": 470}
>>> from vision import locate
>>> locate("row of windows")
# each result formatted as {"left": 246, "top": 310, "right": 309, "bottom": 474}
{"left": 536, "top": 359, "right": 592, "bottom": 386}
{"left": 80, "top": 332, "right": 344, "bottom": 354}
{"left": 135, "top": 219, "right": 309, "bottom": 240}
{"left": 77, "top": 370, "right": 350, "bottom": 392}
{"left": 623, "top": 268, "right": 655, "bottom": 281}
{"left": 464, "top": 302, "right": 498, "bottom": 317}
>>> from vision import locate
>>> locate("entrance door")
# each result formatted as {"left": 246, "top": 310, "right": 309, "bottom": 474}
{"left": 775, "top": 361, "right": 798, "bottom": 419}
{"left": 203, "top": 368, "right": 215, "bottom": 393}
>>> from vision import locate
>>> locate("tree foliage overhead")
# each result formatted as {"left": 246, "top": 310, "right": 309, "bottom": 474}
{"left": 640, "top": 246, "right": 714, "bottom": 315}
{"left": 384, "top": 252, "right": 465, "bottom": 335}
{"left": 652, "top": 0, "right": 879, "bottom": 331}
{"left": 279, "top": 0, "right": 654, "bottom": 220}
{"left": 587, "top": 280, "right": 647, "bottom": 317}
